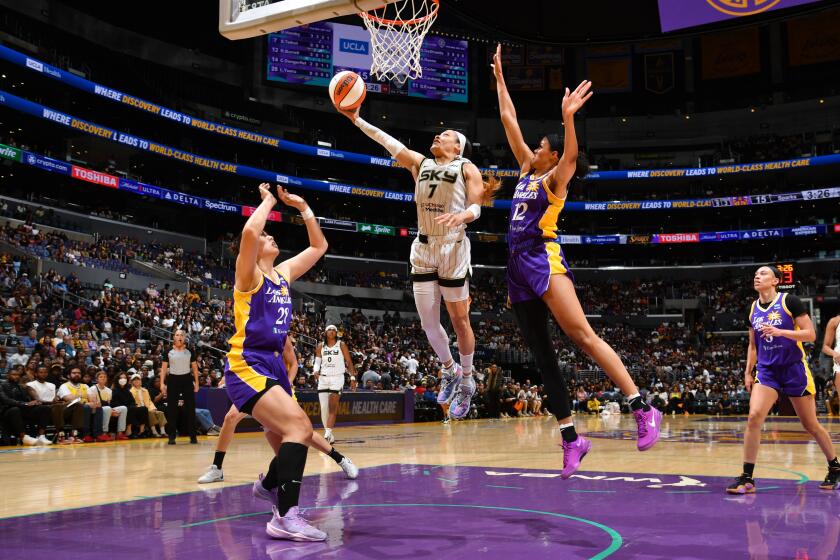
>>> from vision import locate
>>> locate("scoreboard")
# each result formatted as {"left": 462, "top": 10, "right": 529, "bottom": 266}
{"left": 267, "top": 21, "right": 468, "bottom": 103}
{"left": 776, "top": 263, "right": 795, "bottom": 291}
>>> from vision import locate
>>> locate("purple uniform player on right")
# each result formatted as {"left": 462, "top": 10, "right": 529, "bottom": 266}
{"left": 492, "top": 44, "right": 661, "bottom": 477}
{"left": 727, "top": 265, "right": 840, "bottom": 494}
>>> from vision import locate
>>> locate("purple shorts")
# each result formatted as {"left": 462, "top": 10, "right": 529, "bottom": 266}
{"left": 507, "top": 240, "right": 574, "bottom": 304}
{"left": 224, "top": 349, "right": 292, "bottom": 414}
{"left": 755, "top": 361, "right": 815, "bottom": 397}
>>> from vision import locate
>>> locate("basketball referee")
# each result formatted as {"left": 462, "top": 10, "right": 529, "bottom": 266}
{"left": 161, "top": 329, "right": 199, "bottom": 444}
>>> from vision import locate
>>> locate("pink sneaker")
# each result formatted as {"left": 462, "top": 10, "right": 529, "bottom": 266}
{"left": 253, "top": 473, "right": 277, "bottom": 505}
{"left": 633, "top": 407, "right": 662, "bottom": 451}
{"left": 266, "top": 506, "right": 326, "bottom": 542}
{"left": 560, "top": 436, "right": 591, "bottom": 479}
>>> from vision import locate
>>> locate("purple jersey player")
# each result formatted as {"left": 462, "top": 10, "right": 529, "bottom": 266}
{"left": 727, "top": 265, "right": 839, "bottom": 494}
{"left": 492, "top": 44, "right": 661, "bottom": 478}
{"left": 225, "top": 182, "right": 329, "bottom": 541}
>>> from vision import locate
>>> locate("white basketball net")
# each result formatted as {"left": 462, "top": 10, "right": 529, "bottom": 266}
{"left": 360, "top": 0, "right": 439, "bottom": 84}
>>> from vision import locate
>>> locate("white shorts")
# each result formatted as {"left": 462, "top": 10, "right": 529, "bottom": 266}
{"left": 410, "top": 236, "right": 471, "bottom": 293}
{"left": 318, "top": 374, "right": 344, "bottom": 393}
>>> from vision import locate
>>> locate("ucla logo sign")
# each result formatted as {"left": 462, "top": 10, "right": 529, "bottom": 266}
{"left": 339, "top": 39, "right": 369, "bottom": 55}
{"left": 706, "top": 0, "right": 782, "bottom": 16}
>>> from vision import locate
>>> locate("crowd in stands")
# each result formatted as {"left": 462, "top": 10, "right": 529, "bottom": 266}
{"left": 0, "top": 235, "right": 833, "bottom": 444}
{"left": 0, "top": 213, "right": 234, "bottom": 288}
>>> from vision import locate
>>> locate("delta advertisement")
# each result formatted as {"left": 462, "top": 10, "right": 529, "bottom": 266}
{"left": 3, "top": 138, "right": 835, "bottom": 248}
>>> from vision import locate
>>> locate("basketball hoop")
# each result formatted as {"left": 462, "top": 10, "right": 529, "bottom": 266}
{"left": 360, "top": 0, "right": 439, "bottom": 84}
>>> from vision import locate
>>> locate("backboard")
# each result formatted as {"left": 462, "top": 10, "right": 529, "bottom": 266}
{"left": 220, "top": 0, "right": 397, "bottom": 40}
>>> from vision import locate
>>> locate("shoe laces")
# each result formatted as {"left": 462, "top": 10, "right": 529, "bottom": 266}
{"left": 561, "top": 440, "right": 575, "bottom": 467}
{"left": 635, "top": 410, "right": 648, "bottom": 437}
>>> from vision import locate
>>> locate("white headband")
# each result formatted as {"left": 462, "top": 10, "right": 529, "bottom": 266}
{"left": 455, "top": 131, "right": 467, "bottom": 157}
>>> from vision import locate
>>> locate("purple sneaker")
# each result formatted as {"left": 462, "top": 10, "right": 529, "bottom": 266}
{"left": 253, "top": 473, "right": 277, "bottom": 505}
{"left": 266, "top": 506, "right": 327, "bottom": 542}
{"left": 437, "top": 364, "right": 463, "bottom": 405}
{"left": 448, "top": 373, "right": 476, "bottom": 419}
{"left": 561, "top": 436, "right": 591, "bottom": 479}
{"left": 633, "top": 406, "right": 662, "bottom": 451}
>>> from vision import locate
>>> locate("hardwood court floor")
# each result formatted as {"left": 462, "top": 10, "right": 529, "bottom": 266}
{"left": 3, "top": 413, "right": 838, "bottom": 519}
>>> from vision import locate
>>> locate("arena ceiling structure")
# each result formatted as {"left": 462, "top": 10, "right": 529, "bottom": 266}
{"left": 63, "top": 0, "right": 839, "bottom": 50}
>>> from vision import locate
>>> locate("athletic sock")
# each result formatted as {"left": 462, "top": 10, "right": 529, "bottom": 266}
{"left": 442, "top": 360, "right": 455, "bottom": 374}
{"left": 460, "top": 353, "right": 473, "bottom": 376}
{"left": 263, "top": 456, "right": 278, "bottom": 490}
{"left": 829, "top": 457, "right": 840, "bottom": 470}
{"left": 743, "top": 462, "right": 755, "bottom": 478}
{"left": 213, "top": 451, "right": 226, "bottom": 469}
{"left": 276, "top": 442, "right": 308, "bottom": 516}
{"left": 559, "top": 422, "right": 578, "bottom": 443}
{"left": 628, "top": 393, "right": 650, "bottom": 412}
{"left": 328, "top": 447, "right": 345, "bottom": 465}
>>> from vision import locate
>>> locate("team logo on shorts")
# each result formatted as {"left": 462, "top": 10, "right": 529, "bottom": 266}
{"left": 706, "top": 0, "right": 781, "bottom": 17}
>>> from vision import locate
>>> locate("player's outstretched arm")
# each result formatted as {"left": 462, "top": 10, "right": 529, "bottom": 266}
{"left": 335, "top": 105, "right": 425, "bottom": 178}
{"left": 492, "top": 44, "right": 532, "bottom": 172}
{"left": 549, "top": 80, "right": 593, "bottom": 198}
{"left": 275, "top": 186, "right": 328, "bottom": 283}
{"left": 236, "top": 183, "right": 276, "bottom": 292}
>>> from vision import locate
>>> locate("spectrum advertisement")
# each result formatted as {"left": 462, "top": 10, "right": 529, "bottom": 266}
{"left": 267, "top": 22, "right": 468, "bottom": 103}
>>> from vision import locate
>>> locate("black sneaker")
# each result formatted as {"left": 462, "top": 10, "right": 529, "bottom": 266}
{"left": 726, "top": 474, "right": 756, "bottom": 494}
{"left": 168, "top": 438, "right": 176, "bottom": 445}
{"left": 820, "top": 467, "right": 840, "bottom": 490}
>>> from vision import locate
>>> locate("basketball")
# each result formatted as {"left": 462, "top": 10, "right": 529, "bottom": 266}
{"left": 329, "top": 71, "right": 367, "bottom": 110}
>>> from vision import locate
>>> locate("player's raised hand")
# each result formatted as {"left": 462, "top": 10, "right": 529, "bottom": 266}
{"left": 258, "top": 182, "right": 276, "bottom": 204}
{"left": 562, "top": 80, "right": 594, "bottom": 119}
{"left": 335, "top": 104, "right": 360, "bottom": 123}
{"left": 491, "top": 43, "right": 504, "bottom": 80}
{"left": 276, "top": 185, "right": 307, "bottom": 211}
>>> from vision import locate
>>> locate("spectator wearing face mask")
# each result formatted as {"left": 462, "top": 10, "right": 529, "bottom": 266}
{"left": 88, "top": 371, "right": 128, "bottom": 441}
{"left": 110, "top": 372, "right": 147, "bottom": 439}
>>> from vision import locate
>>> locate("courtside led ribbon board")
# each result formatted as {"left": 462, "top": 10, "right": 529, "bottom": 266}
{"left": 7, "top": 145, "right": 830, "bottom": 246}
{"left": 658, "top": 0, "right": 822, "bottom": 33}
{"left": 6, "top": 44, "right": 838, "bottom": 182}
{"left": 3, "top": 88, "right": 839, "bottom": 213}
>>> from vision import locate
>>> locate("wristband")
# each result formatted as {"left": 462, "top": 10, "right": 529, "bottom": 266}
{"left": 300, "top": 207, "right": 315, "bottom": 221}
{"left": 355, "top": 117, "right": 406, "bottom": 157}
{"left": 465, "top": 203, "right": 482, "bottom": 220}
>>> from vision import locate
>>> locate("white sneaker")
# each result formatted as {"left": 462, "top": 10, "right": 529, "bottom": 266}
{"left": 198, "top": 465, "right": 224, "bottom": 484}
{"left": 324, "top": 430, "right": 335, "bottom": 444}
{"left": 37, "top": 435, "right": 52, "bottom": 445}
{"left": 338, "top": 457, "right": 359, "bottom": 480}
{"left": 22, "top": 435, "right": 38, "bottom": 446}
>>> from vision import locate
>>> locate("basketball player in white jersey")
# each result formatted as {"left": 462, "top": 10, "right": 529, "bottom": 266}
{"left": 823, "top": 313, "right": 840, "bottom": 396}
{"left": 336, "top": 104, "right": 494, "bottom": 419}
{"left": 314, "top": 325, "right": 357, "bottom": 443}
